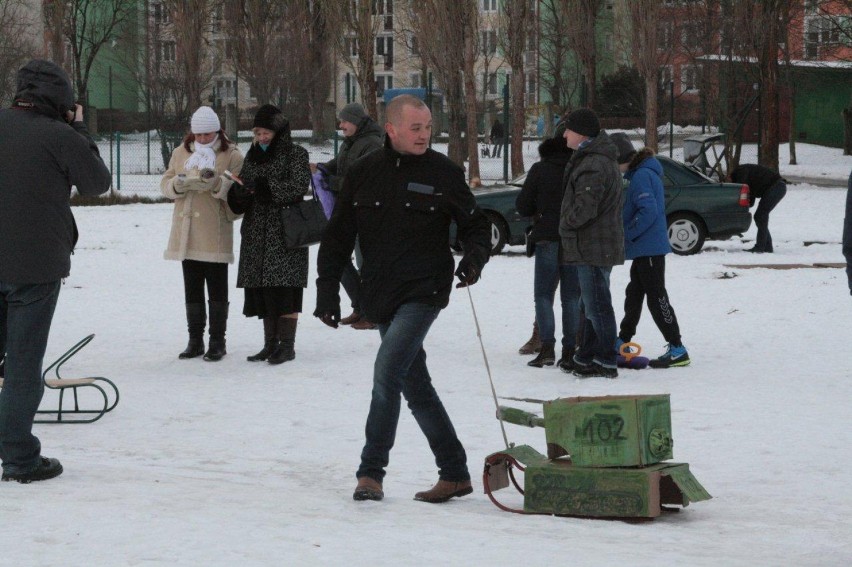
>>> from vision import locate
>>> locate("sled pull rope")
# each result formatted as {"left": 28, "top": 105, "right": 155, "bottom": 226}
{"left": 465, "top": 286, "right": 510, "bottom": 450}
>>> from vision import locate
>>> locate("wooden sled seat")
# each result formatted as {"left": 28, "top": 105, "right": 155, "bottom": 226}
{"left": 0, "top": 334, "right": 120, "bottom": 424}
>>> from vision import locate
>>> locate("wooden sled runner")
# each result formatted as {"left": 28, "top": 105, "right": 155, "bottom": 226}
{"left": 36, "top": 334, "right": 119, "bottom": 424}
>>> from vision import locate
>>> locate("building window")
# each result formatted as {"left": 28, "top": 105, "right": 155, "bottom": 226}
{"left": 409, "top": 34, "right": 419, "bottom": 56}
{"left": 409, "top": 72, "right": 423, "bottom": 88}
{"left": 482, "top": 0, "right": 497, "bottom": 12}
{"left": 526, "top": 72, "right": 537, "bottom": 104}
{"left": 805, "top": 17, "right": 840, "bottom": 58}
{"left": 373, "top": 0, "right": 393, "bottom": 30}
{"left": 152, "top": 2, "right": 170, "bottom": 24}
{"left": 680, "top": 64, "right": 700, "bottom": 93}
{"left": 659, "top": 65, "right": 673, "bottom": 90}
{"left": 658, "top": 22, "right": 673, "bottom": 51}
{"left": 375, "top": 74, "right": 393, "bottom": 96}
{"left": 345, "top": 37, "right": 359, "bottom": 57}
{"left": 216, "top": 79, "right": 236, "bottom": 101}
{"left": 481, "top": 30, "right": 497, "bottom": 55}
{"left": 376, "top": 35, "right": 393, "bottom": 69}
{"left": 156, "top": 41, "right": 176, "bottom": 63}
{"left": 483, "top": 72, "right": 498, "bottom": 96}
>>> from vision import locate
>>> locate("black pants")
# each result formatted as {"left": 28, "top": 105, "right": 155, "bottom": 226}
{"left": 753, "top": 180, "right": 787, "bottom": 252}
{"left": 182, "top": 260, "right": 228, "bottom": 304}
{"left": 619, "top": 255, "right": 681, "bottom": 346}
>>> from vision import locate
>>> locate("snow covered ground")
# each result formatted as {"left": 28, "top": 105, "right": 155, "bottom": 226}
{"left": 3, "top": 168, "right": 851, "bottom": 564}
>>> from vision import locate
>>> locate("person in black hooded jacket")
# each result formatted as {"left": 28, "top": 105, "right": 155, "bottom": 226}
{"left": 515, "top": 124, "right": 580, "bottom": 371}
{"left": 0, "top": 59, "right": 111, "bottom": 483}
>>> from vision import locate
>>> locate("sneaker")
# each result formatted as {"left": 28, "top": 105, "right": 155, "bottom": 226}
{"left": 353, "top": 476, "right": 384, "bottom": 501}
{"left": 2, "top": 457, "right": 63, "bottom": 484}
{"left": 414, "top": 479, "right": 473, "bottom": 503}
{"left": 649, "top": 344, "right": 690, "bottom": 368}
{"left": 572, "top": 362, "right": 618, "bottom": 379}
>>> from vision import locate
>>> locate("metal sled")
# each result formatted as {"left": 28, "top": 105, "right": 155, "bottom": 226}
{"left": 35, "top": 334, "right": 119, "bottom": 424}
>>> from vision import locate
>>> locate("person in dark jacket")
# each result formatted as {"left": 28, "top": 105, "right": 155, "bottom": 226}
{"left": 315, "top": 94, "right": 491, "bottom": 504}
{"left": 490, "top": 118, "right": 505, "bottom": 158}
{"left": 515, "top": 123, "right": 580, "bottom": 370}
{"left": 612, "top": 135, "right": 690, "bottom": 369}
{"left": 559, "top": 108, "right": 625, "bottom": 379}
{"left": 0, "top": 59, "right": 111, "bottom": 483}
{"left": 844, "top": 168, "right": 852, "bottom": 295}
{"left": 728, "top": 163, "right": 787, "bottom": 253}
{"left": 227, "top": 104, "right": 311, "bottom": 365}
{"left": 310, "top": 102, "right": 383, "bottom": 329}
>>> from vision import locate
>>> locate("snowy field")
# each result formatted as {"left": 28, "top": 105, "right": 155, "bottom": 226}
{"left": 2, "top": 168, "right": 851, "bottom": 565}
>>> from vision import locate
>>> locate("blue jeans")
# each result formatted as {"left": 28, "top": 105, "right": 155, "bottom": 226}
{"left": 574, "top": 266, "right": 617, "bottom": 368}
{"left": 358, "top": 302, "right": 469, "bottom": 483}
{"left": 0, "top": 281, "right": 61, "bottom": 475}
{"left": 533, "top": 241, "right": 580, "bottom": 349}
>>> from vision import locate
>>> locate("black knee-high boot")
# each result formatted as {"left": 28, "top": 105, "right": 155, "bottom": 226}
{"left": 204, "top": 301, "right": 229, "bottom": 361}
{"left": 179, "top": 303, "right": 206, "bottom": 359}
{"left": 247, "top": 315, "right": 279, "bottom": 362}
{"left": 268, "top": 317, "right": 297, "bottom": 365}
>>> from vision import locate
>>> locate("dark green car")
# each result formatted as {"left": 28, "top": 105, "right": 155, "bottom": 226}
{"left": 471, "top": 155, "right": 752, "bottom": 255}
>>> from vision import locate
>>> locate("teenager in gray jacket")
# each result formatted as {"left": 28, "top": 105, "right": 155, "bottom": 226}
{"left": 559, "top": 108, "right": 624, "bottom": 378}
{"left": 0, "top": 59, "right": 111, "bottom": 483}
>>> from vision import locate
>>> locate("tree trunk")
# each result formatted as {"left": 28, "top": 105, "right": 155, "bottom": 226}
{"left": 463, "top": 36, "right": 480, "bottom": 182}
{"left": 757, "top": 3, "right": 780, "bottom": 170}
{"left": 644, "top": 74, "right": 659, "bottom": 151}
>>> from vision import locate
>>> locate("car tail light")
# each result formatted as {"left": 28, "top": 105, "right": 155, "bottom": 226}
{"left": 738, "top": 184, "right": 750, "bottom": 207}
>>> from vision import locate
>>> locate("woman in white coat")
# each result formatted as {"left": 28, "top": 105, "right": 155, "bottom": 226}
{"left": 161, "top": 106, "right": 243, "bottom": 361}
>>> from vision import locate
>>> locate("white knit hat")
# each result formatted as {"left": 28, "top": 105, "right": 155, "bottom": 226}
{"left": 190, "top": 106, "right": 221, "bottom": 134}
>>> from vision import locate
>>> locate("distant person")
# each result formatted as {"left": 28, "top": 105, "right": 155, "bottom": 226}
{"left": 490, "top": 118, "right": 505, "bottom": 158}
{"left": 227, "top": 105, "right": 311, "bottom": 365}
{"left": 314, "top": 95, "right": 491, "bottom": 503}
{"left": 310, "top": 103, "right": 383, "bottom": 329}
{"left": 728, "top": 164, "right": 787, "bottom": 253}
{"left": 161, "top": 106, "right": 244, "bottom": 362}
{"left": 844, "top": 168, "right": 852, "bottom": 295}
{"left": 610, "top": 133, "right": 690, "bottom": 368}
{"left": 559, "top": 108, "right": 624, "bottom": 378}
{"left": 0, "top": 60, "right": 111, "bottom": 483}
{"left": 515, "top": 121, "right": 580, "bottom": 371}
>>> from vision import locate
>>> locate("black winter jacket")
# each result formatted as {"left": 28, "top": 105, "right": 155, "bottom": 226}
{"left": 729, "top": 164, "right": 783, "bottom": 205}
{"left": 322, "top": 119, "right": 383, "bottom": 193}
{"left": 0, "top": 60, "right": 111, "bottom": 284}
{"left": 515, "top": 138, "right": 572, "bottom": 242}
{"left": 315, "top": 143, "right": 492, "bottom": 324}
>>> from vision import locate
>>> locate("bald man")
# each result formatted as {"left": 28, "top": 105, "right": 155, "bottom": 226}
{"left": 315, "top": 95, "right": 491, "bottom": 504}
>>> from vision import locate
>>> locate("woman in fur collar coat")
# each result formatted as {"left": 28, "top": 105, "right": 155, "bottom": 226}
{"left": 161, "top": 106, "right": 243, "bottom": 362}
{"left": 227, "top": 104, "right": 311, "bottom": 365}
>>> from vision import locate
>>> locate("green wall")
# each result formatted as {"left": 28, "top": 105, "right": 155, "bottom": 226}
{"left": 794, "top": 68, "right": 852, "bottom": 148}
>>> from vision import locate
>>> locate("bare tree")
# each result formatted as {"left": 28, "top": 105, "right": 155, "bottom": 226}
{"left": 304, "top": 1, "right": 334, "bottom": 142}
{"left": 560, "top": 0, "right": 603, "bottom": 110}
{"left": 461, "top": 1, "right": 481, "bottom": 181}
{"left": 538, "top": 0, "right": 581, "bottom": 128}
{"left": 162, "top": 0, "right": 214, "bottom": 112}
{"left": 58, "top": 0, "right": 136, "bottom": 107}
{"left": 408, "top": 1, "right": 469, "bottom": 165}
{"left": 628, "top": 0, "right": 662, "bottom": 150}
{"left": 223, "top": 0, "right": 293, "bottom": 106}
{"left": 502, "top": 0, "right": 533, "bottom": 177}
{"left": 0, "top": 0, "right": 39, "bottom": 106}
{"left": 323, "top": 0, "right": 381, "bottom": 119}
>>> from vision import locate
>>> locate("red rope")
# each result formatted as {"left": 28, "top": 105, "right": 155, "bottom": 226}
{"left": 482, "top": 454, "right": 532, "bottom": 515}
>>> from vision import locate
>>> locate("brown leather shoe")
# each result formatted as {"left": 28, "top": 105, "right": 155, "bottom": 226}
{"left": 340, "top": 311, "right": 362, "bottom": 325}
{"left": 414, "top": 479, "right": 473, "bottom": 503}
{"left": 353, "top": 476, "right": 384, "bottom": 501}
{"left": 350, "top": 318, "right": 377, "bottom": 330}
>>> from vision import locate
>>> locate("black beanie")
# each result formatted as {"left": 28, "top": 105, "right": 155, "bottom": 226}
{"left": 610, "top": 132, "right": 637, "bottom": 165}
{"left": 253, "top": 104, "right": 286, "bottom": 131}
{"left": 564, "top": 108, "right": 600, "bottom": 138}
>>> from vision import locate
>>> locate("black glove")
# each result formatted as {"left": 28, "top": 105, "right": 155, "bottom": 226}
{"left": 231, "top": 180, "right": 253, "bottom": 200}
{"left": 314, "top": 280, "right": 341, "bottom": 328}
{"left": 253, "top": 177, "right": 271, "bottom": 204}
{"left": 455, "top": 255, "right": 482, "bottom": 288}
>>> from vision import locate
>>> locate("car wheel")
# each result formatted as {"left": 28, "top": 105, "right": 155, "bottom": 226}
{"left": 667, "top": 213, "right": 707, "bottom": 255}
{"left": 484, "top": 211, "right": 508, "bottom": 255}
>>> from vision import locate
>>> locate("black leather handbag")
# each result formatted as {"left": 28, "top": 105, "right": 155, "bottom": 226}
{"left": 279, "top": 180, "right": 328, "bottom": 249}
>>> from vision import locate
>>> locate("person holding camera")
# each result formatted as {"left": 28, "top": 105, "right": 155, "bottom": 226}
{"left": 0, "top": 59, "right": 111, "bottom": 483}
{"left": 161, "top": 106, "right": 244, "bottom": 362}
{"left": 227, "top": 104, "right": 311, "bottom": 365}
